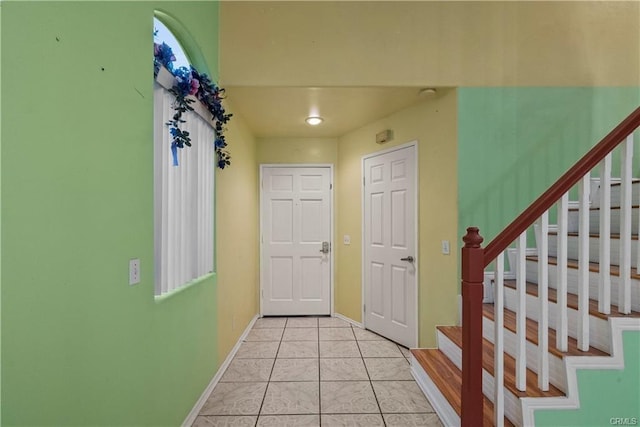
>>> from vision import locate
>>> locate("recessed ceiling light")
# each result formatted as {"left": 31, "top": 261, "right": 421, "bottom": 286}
{"left": 418, "top": 88, "right": 437, "bottom": 97}
{"left": 305, "top": 116, "right": 324, "bottom": 126}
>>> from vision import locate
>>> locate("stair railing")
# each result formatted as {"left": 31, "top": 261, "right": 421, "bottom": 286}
{"left": 461, "top": 106, "right": 640, "bottom": 427}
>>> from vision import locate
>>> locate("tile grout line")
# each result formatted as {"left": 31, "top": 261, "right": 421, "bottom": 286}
{"left": 253, "top": 318, "right": 287, "bottom": 427}
{"left": 353, "top": 324, "right": 388, "bottom": 427}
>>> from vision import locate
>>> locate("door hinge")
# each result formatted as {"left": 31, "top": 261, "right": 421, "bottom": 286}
{"left": 330, "top": 183, "right": 332, "bottom": 190}
{"left": 363, "top": 177, "right": 365, "bottom": 186}
{"left": 363, "top": 304, "right": 366, "bottom": 313}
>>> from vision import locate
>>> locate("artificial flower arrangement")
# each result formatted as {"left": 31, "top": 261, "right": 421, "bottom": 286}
{"left": 154, "top": 42, "right": 232, "bottom": 169}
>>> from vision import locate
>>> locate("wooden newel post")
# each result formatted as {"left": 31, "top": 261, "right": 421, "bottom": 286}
{"left": 461, "top": 226, "right": 484, "bottom": 427}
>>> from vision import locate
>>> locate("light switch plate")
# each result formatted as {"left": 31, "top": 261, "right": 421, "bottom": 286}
{"left": 442, "top": 240, "right": 450, "bottom": 255}
{"left": 129, "top": 258, "right": 140, "bottom": 285}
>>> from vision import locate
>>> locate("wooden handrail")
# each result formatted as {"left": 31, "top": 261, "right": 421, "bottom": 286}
{"left": 484, "top": 106, "right": 640, "bottom": 266}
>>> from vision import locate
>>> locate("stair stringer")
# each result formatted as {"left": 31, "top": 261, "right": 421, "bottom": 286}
{"left": 409, "top": 354, "right": 460, "bottom": 427}
{"left": 520, "top": 317, "right": 640, "bottom": 426}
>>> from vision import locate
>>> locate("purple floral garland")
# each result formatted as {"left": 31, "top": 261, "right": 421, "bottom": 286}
{"left": 154, "top": 42, "right": 232, "bottom": 169}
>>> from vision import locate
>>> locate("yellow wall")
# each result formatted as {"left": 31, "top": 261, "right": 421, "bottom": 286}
{"left": 221, "top": 1, "right": 639, "bottom": 87}
{"left": 337, "top": 89, "right": 458, "bottom": 348}
{"left": 216, "top": 103, "right": 260, "bottom": 362}
{"left": 257, "top": 137, "right": 338, "bottom": 165}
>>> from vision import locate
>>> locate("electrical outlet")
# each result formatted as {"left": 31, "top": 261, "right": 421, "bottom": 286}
{"left": 343, "top": 235, "right": 351, "bottom": 245}
{"left": 129, "top": 258, "right": 140, "bottom": 285}
{"left": 441, "top": 240, "right": 450, "bottom": 255}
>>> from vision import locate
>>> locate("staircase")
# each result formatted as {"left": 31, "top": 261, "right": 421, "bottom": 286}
{"left": 410, "top": 107, "right": 640, "bottom": 426}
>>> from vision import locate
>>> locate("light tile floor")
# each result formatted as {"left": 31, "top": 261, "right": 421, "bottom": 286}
{"left": 193, "top": 316, "right": 444, "bottom": 427}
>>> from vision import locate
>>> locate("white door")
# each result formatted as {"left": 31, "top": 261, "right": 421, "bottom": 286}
{"left": 363, "top": 145, "right": 417, "bottom": 348}
{"left": 261, "top": 166, "right": 332, "bottom": 315}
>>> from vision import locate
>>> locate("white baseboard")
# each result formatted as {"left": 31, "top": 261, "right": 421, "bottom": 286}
{"left": 334, "top": 312, "right": 364, "bottom": 329}
{"left": 181, "top": 314, "right": 260, "bottom": 427}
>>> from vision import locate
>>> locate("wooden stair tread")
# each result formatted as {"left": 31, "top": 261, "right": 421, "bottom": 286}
{"left": 438, "top": 326, "right": 564, "bottom": 398}
{"left": 568, "top": 204, "right": 640, "bottom": 212}
{"left": 547, "top": 231, "right": 639, "bottom": 240}
{"left": 410, "top": 348, "right": 515, "bottom": 427}
{"left": 503, "top": 279, "right": 640, "bottom": 320}
{"left": 526, "top": 255, "right": 640, "bottom": 280}
{"left": 610, "top": 179, "right": 640, "bottom": 186}
{"left": 483, "top": 304, "right": 608, "bottom": 358}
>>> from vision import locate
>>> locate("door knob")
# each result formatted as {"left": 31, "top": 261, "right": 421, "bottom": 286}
{"left": 320, "top": 241, "right": 330, "bottom": 254}
{"left": 400, "top": 256, "right": 414, "bottom": 263}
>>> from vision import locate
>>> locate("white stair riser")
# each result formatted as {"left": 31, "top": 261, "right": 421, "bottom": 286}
{"left": 437, "top": 330, "right": 522, "bottom": 426}
{"left": 525, "top": 260, "right": 640, "bottom": 312}
{"left": 410, "top": 355, "right": 461, "bottom": 427}
{"left": 567, "top": 207, "right": 639, "bottom": 234}
{"left": 483, "top": 317, "right": 568, "bottom": 393}
{"left": 502, "top": 286, "right": 612, "bottom": 353}
{"left": 590, "top": 180, "right": 640, "bottom": 208}
{"left": 544, "top": 234, "right": 638, "bottom": 267}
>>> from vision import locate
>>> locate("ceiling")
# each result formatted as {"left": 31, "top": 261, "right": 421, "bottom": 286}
{"left": 218, "top": 1, "right": 639, "bottom": 139}
{"left": 224, "top": 86, "right": 437, "bottom": 138}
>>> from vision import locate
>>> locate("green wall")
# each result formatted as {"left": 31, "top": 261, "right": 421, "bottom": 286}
{"left": 535, "top": 331, "right": 640, "bottom": 427}
{"left": 458, "top": 88, "right": 640, "bottom": 246}
{"left": 1, "top": 2, "right": 220, "bottom": 425}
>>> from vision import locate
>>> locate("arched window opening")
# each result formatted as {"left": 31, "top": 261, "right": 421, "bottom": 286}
{"left": 153, "top": 14, "right": 215, "bottom": 297}
{"left": 153, "top": 17, "right": 190, "bottom": 71}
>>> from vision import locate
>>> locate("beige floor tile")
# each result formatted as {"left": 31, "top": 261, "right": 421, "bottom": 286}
{"left": 320, "top": 358, "right": 368, "bottom": 381}
{"left": 372, "top": 381, "right": 434, "bottom": 413}
{"left": 319, "top": 328, "right": 356, "bottom": 341}
{"left": 192, "top": 415, "right": 257, "bottom": 427}
{"left": 235, "top": 341, "right": 280, "bottom": 359}
{"left": 282, "top": 327, "right": 318, "bottom": 341}
{"left": 383, "top": 413, "right": 443, "bottom": 427}
{"left": 254, "top": 317, "right": 287, "bottom": 329}
{"left": 261, "top": 381, "right": 319, "bottom": 415}
{"left": 256, "top": 414, "right": 320, "bottom": 426}
{"left": 320, "top": 381, "right": 378, "bottom": 414}
{"left": 364, "top": 358, "right": 413, "bottom": 380}
{"left": 271, "top": 358, "right": 319, "bottom": 381}
{"left": 277, "top": 341, "right": 319, "bottom": 358}
{"left": 220, "top": 359, "right": 274, "bottom": 382}
{"left": 321, "top": 414, "right": 385, "bottom": 426}
{"left": 357, "top": 341, "right": 403, "bottom": 358}
{"left": 245, "top": 328, "right": 283, "bottom": 342}
{"left": 353, "top": 328, "right": 387, "bottom": 341}
{"left": 319, "top": 341, "right": 361, "bottom": 358}
{"left": 286, "top": 317, "right": 319, "bottom": 328}
{"left": 318, "top": 317, "right": 351, "bottom": 328}
{"left": 199, "top": 382, "right": 267, "bottom": 415}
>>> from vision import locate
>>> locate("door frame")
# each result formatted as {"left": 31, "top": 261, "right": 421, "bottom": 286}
{"left": 259, "top": 164, "right": 335, "bottom": 317}
{"left": 361, "top": 141, "right": 419, "bottom": 347}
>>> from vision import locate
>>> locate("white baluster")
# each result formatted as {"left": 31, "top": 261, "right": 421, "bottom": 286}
{"left": 516, "top": 232, "right": 527, "bottom": 391}
{"left": 578, "top": 173, "right": 591, "bottom": 351}
{"left": 537, "top": 212, "right": 549, "bottom": 390}
{"left": 619, "top": 135, "right": 633, "bottom": 314}
{"left": 599, "top": 154, "right": 612, "bottom": 314}
{"left": 556, "top": 193, "right": 569, "bottom": 352}
{"left": 494, "top": 252, "right": 505, "bottom": 427}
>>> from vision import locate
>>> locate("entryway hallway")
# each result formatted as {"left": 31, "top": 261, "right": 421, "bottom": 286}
{"left": 192, "top": 316, "right": 444, "bottom": 426}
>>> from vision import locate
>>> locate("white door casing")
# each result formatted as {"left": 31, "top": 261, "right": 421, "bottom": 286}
{"left": 363, "top": 144, "right": 417, "bottom": 348}
{"left": 261, "top": 166, "right": 332, "bottom": 315}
